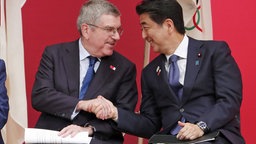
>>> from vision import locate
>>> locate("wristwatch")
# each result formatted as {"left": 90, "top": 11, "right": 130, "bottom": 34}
{"left": 196, "top": 121, "right": 209, "bottom": 133}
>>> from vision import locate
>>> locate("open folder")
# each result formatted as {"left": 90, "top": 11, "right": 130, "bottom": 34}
{"left": 24, "top": 128, "right": 92, "bottom": 144}
{"left": 149, "top": 131, "right": 219, "bottom": 144}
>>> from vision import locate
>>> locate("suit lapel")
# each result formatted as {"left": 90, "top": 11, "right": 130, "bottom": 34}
{"left": 157, "top": 55, "right": 168, "bottom": 84}
{"left": 156, "top": 55, "right": 180, "bottom": 103}
{"left": 84, "top": 53, "right": 117, "bottom": 99}
{"left": 182, "top": 37, "right": 204, "bottom": 103}
{"left": 62, "top": 41, "right": 80, "bottom": 97}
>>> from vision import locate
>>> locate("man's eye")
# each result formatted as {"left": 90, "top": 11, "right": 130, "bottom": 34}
{"left": 141, "top": 27, "right": 149, "bottom": 31}
{"left": 105, "top": 27, "right": 114, "bottom": 32}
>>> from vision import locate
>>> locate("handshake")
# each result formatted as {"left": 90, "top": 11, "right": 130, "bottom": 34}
{"left": 77, "top": 96, "right": 118, "bottom": 121}
{"left": 58, "top": 96, "right": 119, "bottom": 138}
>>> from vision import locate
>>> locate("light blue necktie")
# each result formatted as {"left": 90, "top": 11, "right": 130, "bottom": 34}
{"left": 169, "top": 55, "right": 183, "bottom": 99}
{"left": 169, "top": 55, "right": 185, "bottom": 135}
{"left": 79, "top": 56, "right": 97, "bottom": 100}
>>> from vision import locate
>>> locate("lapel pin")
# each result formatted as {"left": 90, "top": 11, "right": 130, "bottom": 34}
{"left": 195, "top": 60, "right": 200, "bottom": 66}
{"left": 156, "top": 66, "right": 161, "bottom": 76}
{"left": 110, "top": 65, "right": 116, "bottom": 71}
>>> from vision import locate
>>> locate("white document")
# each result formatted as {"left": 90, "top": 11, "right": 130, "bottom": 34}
{"left": 24, "top": 128, "right": 92, "bottom": 144}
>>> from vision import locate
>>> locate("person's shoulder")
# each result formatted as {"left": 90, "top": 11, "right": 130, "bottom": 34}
{"left": 190, "top": 37, "right": 228, "bottom": 48}
{"left": 44, "top": 39, "right": 79, "bottom": 52}
{"left": 203, "top": 40, "right": 228, "bottom": 47}
{"left": 0, "top": 59, "right": 6, "bottom": 67}
{"left": 203, "top": 40, "right": 230, "bottom": 53}
{"left": 112, "top": 51, "right": 135, "bottom": 65}
{"left": 0, "top": 59, "right": 6, "bottom": 73}
{"left": 189, "top": 37, "right": 230, "bottom": 53}
{"left": 45, "top": 40, "right": 78, "bottom": 49}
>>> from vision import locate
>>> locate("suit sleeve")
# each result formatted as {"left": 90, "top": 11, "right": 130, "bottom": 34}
{"left": 87, "top": 60, "right": 139, "bottom": 140}
{"left": 117, "top": 67, "right": 162, "bottom": 139}
{"left": 198, "top": 42, "right": 243, "bottom": 131}
{"left": 0, "top": 60, "right": 9, "bottom": 129}
{"left": 32, "top": 47, "right": 79, "bottom": 120}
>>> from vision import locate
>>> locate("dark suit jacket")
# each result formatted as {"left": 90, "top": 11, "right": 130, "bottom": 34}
{"left": 32, "top": 40, "right": 138, "bottom": 144}
{"left": 117, "top": 37, "right": 244, "bottom": 144}
{"left": 0, "top": 59, "right": 9, "bottom": 144}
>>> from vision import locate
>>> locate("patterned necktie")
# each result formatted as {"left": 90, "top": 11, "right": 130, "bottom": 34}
{"left": 169, "top": 55, "right": 185, "bottom": 135}
{"left": 79, "top": 56, "right": 97, "bottom": 100}
{"left": 169, "top": 55, "right": 183, "bottom": 99}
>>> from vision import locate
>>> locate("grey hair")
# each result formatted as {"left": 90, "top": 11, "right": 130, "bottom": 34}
{"left": 77, "top": 0, "right": 120, "bottom": 33}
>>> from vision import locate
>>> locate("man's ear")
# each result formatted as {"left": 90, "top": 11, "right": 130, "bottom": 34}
{"left": 81, "top": 23, "right": 90, "bottom": 39}
{"left": 164, "top": 18, "right": 175, "bottom": 33}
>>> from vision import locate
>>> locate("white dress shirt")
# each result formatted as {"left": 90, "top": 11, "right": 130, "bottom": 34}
{"left": 165, "top": 35, "right": 188, "bottom": 85}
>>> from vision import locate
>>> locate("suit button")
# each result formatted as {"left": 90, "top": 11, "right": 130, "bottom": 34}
{"left": 180, "top": 108, "right": 184, "bottom": 113}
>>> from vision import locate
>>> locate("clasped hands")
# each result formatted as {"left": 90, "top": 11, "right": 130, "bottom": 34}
{"left": 176, "top": 121, "right": 204, "bottom": 140}
{"left": 58, "top": 96, "right": 117, "bottom": 138}
{"left": 76, "top": 96, "right": 205, "bottom": 140}
{"left": 59, "top": 96, "right": 204, "bottom": 140}
{"left": 77, "top": 95, "right": 118, "bottom": 120}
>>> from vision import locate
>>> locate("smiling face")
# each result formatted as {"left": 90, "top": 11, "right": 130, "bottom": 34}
{"left": 140, "top": 13, "right": 170, "bottom": 53}
{"left": 81, "top": 14, "right": 122, "bottom": 58}
{"left": 139, "top": 13, "right": 182, "bottom": 55}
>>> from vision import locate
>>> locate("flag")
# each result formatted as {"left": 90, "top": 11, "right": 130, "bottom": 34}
{"left": 177, "top": 0, "right": 213, "bottom": 40}
{"left": 0, "top": 0, "right": 7, "bottom": 61}
{"left": 0, "top": 0, "right": 27, "bottom": 143}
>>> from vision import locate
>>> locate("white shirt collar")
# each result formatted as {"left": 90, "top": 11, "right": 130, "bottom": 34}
{"left": 79, "top": 38, "right": 101, "bottom": 62}
{"left": 79, "top": 38, "right": 90, "bottom": 61}
{"left": 166, "top": 34, "right": 189, "bottom": 60}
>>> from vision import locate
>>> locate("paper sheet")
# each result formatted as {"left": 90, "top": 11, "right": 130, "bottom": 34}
{"left": 24, "top": 128, "right": 92, "bottom": 143}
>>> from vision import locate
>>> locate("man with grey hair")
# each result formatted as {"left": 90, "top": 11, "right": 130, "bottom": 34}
{"left": 31, "top": 0, "right": 138, "bottom": 143}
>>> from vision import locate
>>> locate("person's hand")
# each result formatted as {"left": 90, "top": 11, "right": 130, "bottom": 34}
{"left": 76, "top": 97, "right": 101, "bottom": 112}
{"left": 77, "top": 95, "right": 117, "bottom": 120}
{"left": 58, "top": 124, "right": 94, "bottom": 137}
{"left": 176, "top": 121, "right": 204, "bottom": 140}
{"left": 94, "top": 96, "right": 118, "bottom": 121}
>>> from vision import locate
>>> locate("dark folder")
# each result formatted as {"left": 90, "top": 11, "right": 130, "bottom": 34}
{"left": 149, "top": 131, "right": 219, "bottom": 144}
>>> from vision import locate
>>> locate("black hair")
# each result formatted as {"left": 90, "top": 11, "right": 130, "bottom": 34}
{"left": 136, "top": 0, "right": 185, "bottom": 34}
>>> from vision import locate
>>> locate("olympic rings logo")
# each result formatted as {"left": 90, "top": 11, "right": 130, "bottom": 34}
{"left": 185, "top": 6, "right": 202, "bottom": 32}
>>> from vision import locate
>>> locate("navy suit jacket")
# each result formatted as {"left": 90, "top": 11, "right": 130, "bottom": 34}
{"left": 117, "top": 37, "right": 244, "bottom": 144}
{"left": 0, "top": 59, "right": 9, "bottom": 144}
{"left": 32, "top": 40, "right": 138, "bottom": 144}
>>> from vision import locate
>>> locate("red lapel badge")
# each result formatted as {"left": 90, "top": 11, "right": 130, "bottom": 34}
{"left": 156, "top": 66, "right": 161, "bottom": 76}
{"left": 110, "top": 65, "right": 116, "bottom": 71}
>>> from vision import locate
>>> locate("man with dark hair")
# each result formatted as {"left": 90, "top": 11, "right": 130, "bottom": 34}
{"left": 93, "top": 0, "right": 245, "bottom": 143}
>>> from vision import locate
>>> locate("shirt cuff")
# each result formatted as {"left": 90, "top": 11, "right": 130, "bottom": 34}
{"left": 71, "top": 107, "right": 79, "bottom": 120}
